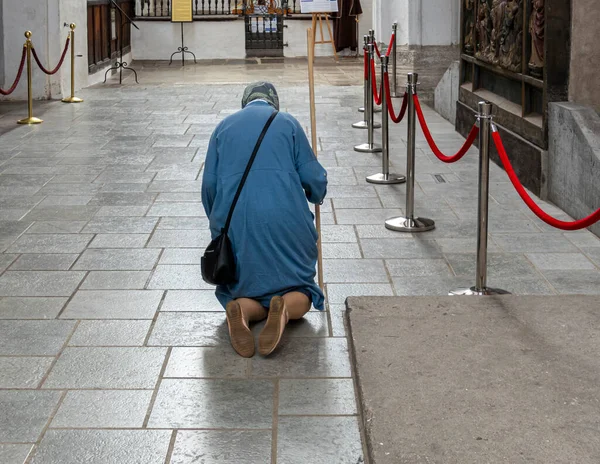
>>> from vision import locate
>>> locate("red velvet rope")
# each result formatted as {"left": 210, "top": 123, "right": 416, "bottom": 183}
{"left": 492, "top": 131, "right": 600, "bottom": 231}
{"left": 414, "top": 94, "right": 479, "bottom": 163}
{"left": 385, "top": 33, "right": 395, "bottom": 57}
{"left": 363, "top": 48, "right": 368, "bottom": 80}
{"left": 0, "top": 47, "right": 27, "bottom": 96}
{"left": 371, "top": 58, "right": 382, "bottom": 106}
{"left": 31, "top": 37, "right": 70, "bottom": 76}
{"left": 384, "top": 74, "right": 408, "bottom": 123}
{"left": 374, "top": 41, "right": 381, "bottom": 58}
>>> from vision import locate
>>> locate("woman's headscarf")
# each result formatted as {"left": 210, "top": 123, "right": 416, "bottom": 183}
{"left": 242, "top": 82, "right": 280, "bottom": 110}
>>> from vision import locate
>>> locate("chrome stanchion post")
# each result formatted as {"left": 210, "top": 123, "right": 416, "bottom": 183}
{"left": 391, "top": 22, "right": 398, "bottom": 98}
{"left": 355, "top": 43, "right": 382, "bottom": 153}
{"left": 370, "top": 29, "right": 382, "bottom": 114}
{"left": 354, "top": 36, "right": 369, "bottom": 125}
{"left": 367, "top": 56, "right": 405, "bottom": 184}
{"left": 450, "top": 101, "right": 510, "bottom": 296}
{"left": 385, "top": 73, "right": 435, "bottom": 232}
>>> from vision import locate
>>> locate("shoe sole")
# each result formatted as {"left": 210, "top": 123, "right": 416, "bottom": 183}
{"left": 258, "top": 296, "right": 286, "bottom": 356}
{"left": 226, "top": 302, "right": 255, "bottom": 358}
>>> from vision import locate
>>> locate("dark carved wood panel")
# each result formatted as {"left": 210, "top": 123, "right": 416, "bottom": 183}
{"left": 87, "top": 1, "right": 133, "bottom": 73}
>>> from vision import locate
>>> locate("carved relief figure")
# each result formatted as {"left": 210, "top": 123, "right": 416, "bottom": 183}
{"left": 490, "top": 0, "right": 507, "bottom": 60}
{"left": 528, "top": 0, "right": 545, "bottom": 78}
{"left": 498, "top": 0, "right": 522, "bottom": 71}
{"left": 464, "top": 0, "right": 475, "bottom": 55}
{"left": 475, "top": 0, "right": 492, "bottom": 60}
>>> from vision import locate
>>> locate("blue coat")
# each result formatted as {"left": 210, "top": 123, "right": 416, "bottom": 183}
{"left": 202, "top": 101, "right": 328, "bottom": 310}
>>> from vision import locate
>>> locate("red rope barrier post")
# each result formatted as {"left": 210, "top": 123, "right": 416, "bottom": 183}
{"left": 450, "top": 101, "right": 510, "bottom": 296}
{"left": 391, "top": 22, "right": 399, "bottom": 98}
{"left": 368, "top": 29, "right": 382, "bottom": 113}
{"left": 17, "top": 31, "right": 43, "bottom": 125}
{"left": 386, "top": 73, "right": 435, "bottom": 233}
{"left": 62, "top": 24, "right": 83, "bottom": 104}
{"left": 355, "top": 42, "right": 382, "bottom": 154}
{"left": 354, "top": 36, "right": 369, "bottom": 124}
{"left": 366, "top": 56, "right": 406, "bottom": 185}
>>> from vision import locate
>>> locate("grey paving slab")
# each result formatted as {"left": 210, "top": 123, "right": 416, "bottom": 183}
{"left": 361, "top": 238, "right": 442, "bottom": 259}
{"left": 164, "top": 347, "right": 248, "bottom": 378}
{"left": 43, "top": 347, "right": 167, "bottom": 389}
{"left": 25, "top": 220, "right": 86, "bottom": 234}
{"left": 146, "top": 203, "right": 205, "bottom": 217}
{"left": 320, "top": 225, "right": 357, "bottom": 243}
{"left": 0, "top": 297, "right": 67, "bottom": 319}
{"left": 69, "top": 320, "right": 152, "bottom": 346}
{"left": 10, "top": 253, "right": 79, "bottom": 271}
{"left": 435, "top": 237, "right": 502, "bottom": 253}
{"left": 525, "top": 252, "right": 597, "bottom": 270}
{"left": 323, "top": 259, "right": 388, "bottom": 283}
{"left": 83, "top": 217, "right": 158, "bottom": 234}
{"left": 542, "top": 270, "right": 600, "bottom": 295}
{"left": 279, "top": 379, "right": 357, "bottom": 415}
{"left": 73, "top": 249, "right": 160, "bottom": 270}
{"left": 147, "top": 379, "right": 273, "bottom": 428}
{"left": 251, "top": 338, "right": 352, "bottom": 378}
{"left": 147, "top": 229, "right": 210, "bottom": 248}
{"left": 277, "top": 416, "right": 364, "bottom": 464}
{"left": 38, "top": 195, "right": 94, "bottom": 206}
{"left": 492, "top": 233, "right": 580, "bottom": 253}
{"left": 87, "top": 192, "right": 157, "bottom": 207}
{"left": 332, "top": 197, "right": 382, "bottom": 209}
{"left": 326, "top": 283, "right": 394, "bottom": 305}
{"left": 99, "top": 183, "right": 150, "bottom": 192}
{"left": 336, "top": 208, "right": 403, "bottom": 225}
{"left": 80, "top": 271, "right": 151, "bottom": 290}
{"left": 0, "top": 390, "right": 62, "bottom": 442}
{"left": 0, "top": 357, "right": 54, "bottom": 388}
{"left": 7, "top": 234, "right": 93, "bottom": 254}
{"left": 159, "top": 248, "right": 203, "bottom": 264}
{"left": 157, "top": 217, "right": 209, "bottom": 230}
{"left": 29, "top": 430, "right": 171, "bottom": 464}
{"left": 170, "top": 430, "right": 272, "bottom": 464}
{"left": 0, "top": 320, "right": 75, "bottom": 355}
{"left": 446, "top": 253, "right": 537, "bottom": 278}
{"left": 23, "top": 205, "right": 100, "bottom": 221}
{"left": 148, "top": 265, "right": 213, "bottom": 289}
{"left": 148, "top": 312, "right": 228, "bottom": 346}
{"left": 386, "top": 258, "right": 453, "bottom": 276}
{"left": 322, "top": 242, "right": 362, "bottom": 258}
{"left": 61, "top": 290, "right": 163, "bottom": 319}
{"left": 51, "top": 390, "right": 153, "bottom": 428}
{"left": 581, "top": 247, "right": 600, "bottom": 267}
{"left": 88, "top": 234, "right": 150, "bottom": 248}
{"left": 155, "top": 192, "right": 203, "bottom": 203}
{"left": 355, "top": 223, "right": 423, "bottom": 239}
{"left": 161, "top": 289, "right": 222, "bottom": 311}
{"left": 0, "top": 445, "right": 33, "bottom": 464}
{"left": 94, "top": 206, "right": 150, "bottom": 217}
{"left": 146, "top": 180, "right": 203, "bottom": 193}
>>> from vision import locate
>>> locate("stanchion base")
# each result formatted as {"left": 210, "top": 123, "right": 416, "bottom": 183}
{"left": 352, "top": 121, "right": 382, "bottom": 130}
{"left": 449, "top": 287, "right": 511, "bottom": 296}
{"left": 366, "top": 173, "right": 406, "bottom": 185}
{"left": 17, "top": 117, "right": 43, "bottom": 125}
{"left": 354, "top": 143, "right": 382, "bottom": 153}
{"left": 385, "top": 216, "right": 435, "bottom": 233}
{"left": 62, "top": 96, "right": 84, "bottom": 103}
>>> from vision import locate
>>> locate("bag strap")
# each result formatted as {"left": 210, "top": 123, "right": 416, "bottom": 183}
{"left": 222, "top": 110, "right": 278, "bottom": 234}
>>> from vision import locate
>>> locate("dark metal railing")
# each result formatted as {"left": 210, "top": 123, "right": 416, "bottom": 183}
{"left": 245, "top": 14, "right": 284, "bottom": 57}
{"left": 135, "top": 0, "right": 302, "bottom": 17}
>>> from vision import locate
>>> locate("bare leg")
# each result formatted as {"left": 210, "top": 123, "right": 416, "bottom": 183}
{"left": 226, "top": 298, "right": 266, "bottom": 358}
{"left": 258, "top": 292, "right": 311, "bottom": 356}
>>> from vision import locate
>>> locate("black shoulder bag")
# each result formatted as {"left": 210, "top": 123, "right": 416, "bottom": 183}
{"left": 201, "top": 110, "right": 278, "bottom": 286}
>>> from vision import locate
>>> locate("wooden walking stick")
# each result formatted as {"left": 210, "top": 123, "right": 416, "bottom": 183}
{"left": 307, "top": 28, "right": 324, "bottom": 291}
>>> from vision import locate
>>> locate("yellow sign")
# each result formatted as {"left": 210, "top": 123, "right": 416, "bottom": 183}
{"left": 172, "top": 0, "right": 193, "bottom": 22}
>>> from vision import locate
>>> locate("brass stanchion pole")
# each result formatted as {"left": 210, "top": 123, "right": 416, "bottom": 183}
{"left": 307, "top": 27, "right": 324, "bottom": 291}
{"left": 17, "top": 31, "right": 43, "bottom": 125}
{"left": 62, "top": 24, "right": 83, "bottom": 103}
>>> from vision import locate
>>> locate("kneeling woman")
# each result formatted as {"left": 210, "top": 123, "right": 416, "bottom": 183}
{"left": 202, "top": 82, "right": 327, "bottom": 358}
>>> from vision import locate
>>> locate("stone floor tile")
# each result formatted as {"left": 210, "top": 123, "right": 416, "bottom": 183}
{"left": 10, "top": 254, "right": 79, "bottom": 271}
{"left": 492, "top": 233, "right": 580, "bottom": 253}
{"left": 279, "top": 378, "right": 357, "bottom": 415}
{"left": 61, "top": 290, "right": 163, "bottom": 319}
{"left": 73, "top": 249, "right": 160, "bottom": 270}
{"left": 0, "top": 320, "right": 75, "bottom": 355}
{"left": 43, "top": 347, "right": 167, "bottom": 389}
{"left": 328, "top": 304, "right": 347, "bottom": 337}
{"left": 25, "top": 221, "right": 87, "bottom": 234}
{"left": 23, "top": 205, "right": 99, "bottom": 221}
{"left": 155, "top": 192, "right": 203, "bottom": 203}
{"left": 146, "top": 203, "right": 205, "bottom": 217}
{"left": 277, "top": 416, "right": 363, "bottom": 464}
{"left": 385, "top": 258, "right": 453, "bottom": 277}
{"left": 80, "top": 271, "right": 151, "bottom": 290}
{"left": 157, "top": 217, "right": 209, "bottom": 230}
{"left": 7, "top": 234, "right": 93, "bottom": 254}
{"left": 0, "top": 444, "right": 33, "bottom": 464}
{"left": 88, "top": 234, "right": 150, "bottom": 248}
{"left": 69, "top": 320, "right": 152, "bottom": 346}
{"left": 525, "top": 252, "right": 597, "bottom": 270}
{"left": 147, "top": 229, "right": 211, "bottom": 248}
{"left": 146, "top": 180, "right": 203, "bottom": 193}
{"left": 148, "top": 312, "right": 228, "bottom": 346}
{"left": 147, "top": 379, "right": 273, "bottom": 428}
{"left": 38, "top": 195, "right": 93, "bottom": 206}
{"left": 320, "top": 225, "right": 357, "bottom": 243}
{"left": 446, "top": 253, "right": 537, "bottom": 278}
{"left": 0, "top": 390, "right": 62, "bottom": 442}
{"left": 83, "top": 217, "right": 158, "bottom": 234}
{"left": 0, "top": 271, "right": 85, "bottom": 296}
{"left": 435, "top": 237, "right": 502, "bottom": 254}
{"left": 170, "top": 430, "right": 271, "bottom": 464}
{"left": 29, "top": 430, "right": 171, "bottom": 464}
{"left": 326, "top": 283, "right": 394, "bottom": 305}
{"left": 332, "top": 197, "right": 382, "bottom": 209}
{"left": 251, "top": 338, "right": 351, "bottom": 378}
{"left": 161, "top": 290, "right": 222, "bottom": 311}
{"left": 0, "top": 253, "right": 18, "bottom": 272}
{"left": 322, "top": 242, "right": 362, "bottom": 259}
{"left": 323, "top": 259, "right": 388, "bottom": 282}
{"left": 581, "top": 247, "right": 600, "bottom": 267}
{"left": 392, "top": 275, "right": 468, "bottom": 296}
{"left": 565, "top": 232, "right": 600, "bottom": 249}
{"left": 159, "top": 248, "right": 203, "bottom": 264}
{"left": 361, "top": 238, "right": 442, "bottom": 259}
{"left": 164, "top": 347, "right": 248, "bottom": 378}
{"left": 50, "top": 390, "right": 153, "bottom": 428}
{"left": 326, "top": 185, "right": 378, "bottom": 198}
{"left": 336, "top": 208, "right": 403, "bottom": 225}
{"left": 481, "top": 275, "right": 556, "bottom": 295}
{"left": 542, "top": 270, "right": 600, "bottom": 295}
{"left": 355, "top": 223, "right": 417, "bottom": 239}
{"left": 0, "top": 357, "right": 54, "bottom": 388}
{"left": 94, "top": 206, "right": 150, "bottom": 216}
{"left": 0, "top": 297, "right": 67, "bottom": 319}
{"left": 148, "top": 265, "right": 213, "bottom": 289}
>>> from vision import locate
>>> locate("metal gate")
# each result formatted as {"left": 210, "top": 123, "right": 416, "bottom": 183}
{"left": 244, "top": 14, "right": 285, "bottom": 57}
